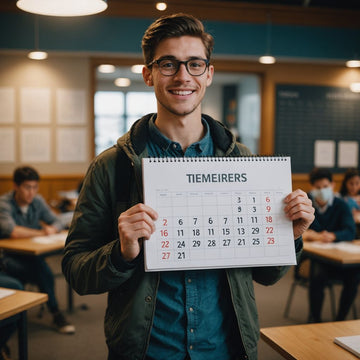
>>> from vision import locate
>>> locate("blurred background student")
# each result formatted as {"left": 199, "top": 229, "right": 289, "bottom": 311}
{"left": 339, "top": 168, "right": 360, "bottom": 236}
{"left": 0, "top": 166, "right": 75, "bottom": 334}
{"left": 303, "top": 167, "right": 359, "bottom": 323}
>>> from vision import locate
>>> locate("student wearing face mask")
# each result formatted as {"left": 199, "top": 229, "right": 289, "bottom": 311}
{"left": 303, "top": 168, "right": 359, "bottom": 322}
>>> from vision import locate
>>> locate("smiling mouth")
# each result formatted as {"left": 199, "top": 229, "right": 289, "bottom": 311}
{"left": 170, "top": 90, "right": 194, "bottom": 95}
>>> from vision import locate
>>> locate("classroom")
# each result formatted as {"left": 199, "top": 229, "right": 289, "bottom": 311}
{"left": 0, "top": 1, "right": 360, "bottom": 359}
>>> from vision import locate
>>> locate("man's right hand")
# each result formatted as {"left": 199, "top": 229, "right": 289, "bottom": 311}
{"left": 118, "top": 203, "right": 158, "bottom": 262}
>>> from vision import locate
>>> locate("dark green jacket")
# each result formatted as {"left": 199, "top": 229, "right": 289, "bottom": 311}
{"left": 62, "top": 114, "right": 302, "bottom": 360}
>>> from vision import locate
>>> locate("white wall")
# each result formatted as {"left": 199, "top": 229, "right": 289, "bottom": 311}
{"left": 0, "top": 54, "right": 91, "bottom": 175}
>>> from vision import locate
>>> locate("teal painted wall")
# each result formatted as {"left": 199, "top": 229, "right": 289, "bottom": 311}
{"left": 1, "top": 13, "right": 359, "bottom": 61}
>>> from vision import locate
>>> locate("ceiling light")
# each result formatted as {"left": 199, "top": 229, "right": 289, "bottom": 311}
{"left": 28, "top": 15, "right": 48, "bottom": 60}
{"left": 98, "top": 64, "right": 116, "bottom": 73}
{"left": 131, "top": 65, "right": 144, "bottom": 74}
{"left": 259, "top": 55, "right": 276, "bottom": 64}
{"left": 259, "top": 13, "right": 276, "bottom": 65}
{"left": 346, "top": 60, "right": 360, "bottom": 68}
{"left": 16, "top": 0, "right": 108, "bottom": 17}
{"left": 350, "top": 82, "right": 360, "bottom": 93}
{"left": 114, "top": 78, "right": 131, "bottom": 87}
{"left": 28, "top": 51, "right": 48, "bottom": 60}
{"left": 156, "top": 2, "right": 167, "bottom": 11}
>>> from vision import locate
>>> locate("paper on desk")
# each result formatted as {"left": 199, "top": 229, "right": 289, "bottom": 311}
{"left": 0, "top": 288, "right": 15, "bottom": 299}
{"left": 31, "top": 233, "right": 67, "bottom": 244}
{"left": 308, "top": 241, "right": 360, "bottom": 253}
{"left": 334, "top": 335, "right": 360, "bottom": 358}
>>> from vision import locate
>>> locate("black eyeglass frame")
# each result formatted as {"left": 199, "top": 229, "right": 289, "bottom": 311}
{"left": 147, "top": 57, "right": 210, "bottom": 77}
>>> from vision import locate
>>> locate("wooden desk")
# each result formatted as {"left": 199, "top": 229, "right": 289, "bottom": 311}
{"left": 0, "top": 288, "right": 48, "bottom": 360}
{"left": 0, "top": 233, "right": 66, "bottom": 256}
{"left": 261, "top": 320, "right": 360, "bottom": 360}
{"left": 0, "top": 233, "right": 74, "bottom": 312}
{"left": 303, "top": 240, "right": 360, "bottom": 266}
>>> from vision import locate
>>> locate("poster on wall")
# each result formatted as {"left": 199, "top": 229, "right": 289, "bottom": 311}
{"left": 338, "top": 141, "right": 358, "bottom": 168}
{"left": 0, "top": 87, "right": 15, "bottom": 124}
{"left": 21, "top": 128, "right": 51, "bottom": 162}
{"left": 20, "top": 87, "right": 51, "bottom": 124}
{"left": 314, "top": 140, "right": 335, "bottom": 168}
{"left": 56, "top": 127, "right": 87, "bottom": 162}
{"left": 56, "top": 89, "right": 86, "bottom": 125}
{"left": 0, "top": 128, "right": 15, "bottom": 162}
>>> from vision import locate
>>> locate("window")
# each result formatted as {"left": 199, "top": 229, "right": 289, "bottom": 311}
{"left": 94, "top": 91, "right": 156, "bottom": 155}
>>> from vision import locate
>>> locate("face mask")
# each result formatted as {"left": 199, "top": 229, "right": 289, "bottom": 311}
{"left": 311, "top": 187, "right": 333, "bottom": 203}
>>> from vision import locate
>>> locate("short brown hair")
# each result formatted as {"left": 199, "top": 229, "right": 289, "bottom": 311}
{"left": 13, "top": 166, "right": 40, "bottom": 185}
{"left": 141, "top": 13, "right": 214, "bottom": 66}
{"left": 309, "top": 168, "right": 332, "bottom": 185}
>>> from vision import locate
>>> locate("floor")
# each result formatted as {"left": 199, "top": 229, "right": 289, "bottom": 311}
{"left": 7, "top": 255, "right": 359, "bottom": 360}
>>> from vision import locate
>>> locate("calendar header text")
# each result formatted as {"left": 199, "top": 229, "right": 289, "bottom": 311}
{"left": 186, "top": 173, "right": 247, "bottom": 183}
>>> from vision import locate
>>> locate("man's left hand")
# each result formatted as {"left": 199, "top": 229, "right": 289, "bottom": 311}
{"left": 284, "top": 189, "right": 315, "bottom": 240}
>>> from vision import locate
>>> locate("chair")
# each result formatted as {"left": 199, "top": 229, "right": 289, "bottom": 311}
{"left": 284, "top": 256, "right": 358, "bottom": 320}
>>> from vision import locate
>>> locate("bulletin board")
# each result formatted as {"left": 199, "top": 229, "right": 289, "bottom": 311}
{"left": 274, "top": 84, "right": 360, "bottom": 173}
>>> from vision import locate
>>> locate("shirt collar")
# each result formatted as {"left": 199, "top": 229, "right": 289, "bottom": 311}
{"left": 148, "top": 114, "right": 212, "bottom": 155}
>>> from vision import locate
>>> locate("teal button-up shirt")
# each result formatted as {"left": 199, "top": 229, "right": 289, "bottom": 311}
{"left": 146, "top": 116, "right": 241, "bottom": 360}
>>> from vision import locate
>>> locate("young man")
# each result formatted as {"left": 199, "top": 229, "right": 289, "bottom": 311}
{"left": 303, "top": 168, "right": 359, "bottom": 323}
{"left": 0, "top": 166, "right": 75, "bottom": 334}
{"left": 62, "top": 14, "right": 314, "bottom": 360}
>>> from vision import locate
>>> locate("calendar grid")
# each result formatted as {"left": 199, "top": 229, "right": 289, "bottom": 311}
{"left": 142, "top": 156, "right": 296, "bottom": 271}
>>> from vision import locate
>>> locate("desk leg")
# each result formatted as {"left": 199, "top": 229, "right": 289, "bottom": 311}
{"left": 18, "top": 311, "right": 28, "bottom": 360}
{"left": 67, "top": 283, "right": 73, "bottom": 313}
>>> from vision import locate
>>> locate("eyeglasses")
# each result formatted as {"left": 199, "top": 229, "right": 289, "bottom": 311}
{"left": 148, "top": 57, "right": 210, "bottom": 76}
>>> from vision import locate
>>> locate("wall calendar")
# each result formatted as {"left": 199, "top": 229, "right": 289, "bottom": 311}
{"left": 142, "top": 156, "right": 295, "bottom": 271}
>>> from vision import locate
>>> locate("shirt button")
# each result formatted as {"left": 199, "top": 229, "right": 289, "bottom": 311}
{"left": 189, "top": 345, "right": 193, "bottom": 350}
{"left": 187, "top": 278, "right": 192, "bottom": 283}
{"left": 189, "top": 307, "right": 194, "bottom": 312}
{"left": 190, "top": 328, "right": 194, "bottom": 333}
{"left": 145, "top": 296, "right": 152, "bottom": 302}
{"left": 172, "top": 143, "right": 177, "bottom": 149}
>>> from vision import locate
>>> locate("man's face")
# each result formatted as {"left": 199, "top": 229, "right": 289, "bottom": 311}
{"left": 143, "top": 36, "right": 214, "bottom": 118}
{"left": 311, "top": 178, "right": 334, "bottom": 206}
{"left": 14, "top": 180, "right": 39, "bottom": 206}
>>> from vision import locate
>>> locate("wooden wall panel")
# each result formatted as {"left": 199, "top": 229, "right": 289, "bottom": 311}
{"left": 0, "top": 173, "right": 344, "bottom": 206}
{"left": 0, "top": 175, "right": 84, "bottom": 203}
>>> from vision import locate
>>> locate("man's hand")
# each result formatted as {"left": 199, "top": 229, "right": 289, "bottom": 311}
{"left": 284, "top": 189, "right": 315, "bottom": 240}
{"left": 118, "top": 203, "right": 158, "bottom": 262}
{"left": 42, "top": 224, "right": 58, "bottom": 235}
{"left": 303, "top": 229, "right": 336, "bottom": 243}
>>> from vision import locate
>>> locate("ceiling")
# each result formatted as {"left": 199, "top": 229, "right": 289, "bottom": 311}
{"left": 219, "top": 0, "right": 360, "bottom": 10}
{"left": 2, "top": 0, "right": 360, "bottom": 13}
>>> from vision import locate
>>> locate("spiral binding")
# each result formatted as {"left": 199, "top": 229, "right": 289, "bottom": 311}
{"left": 147, "top": 155, "right": 289, "bottom": 163}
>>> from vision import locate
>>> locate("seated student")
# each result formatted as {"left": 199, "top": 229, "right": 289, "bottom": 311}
{"left": 339, "top": 168, "right": 360, "bottom": 226}
{"left": 303, "top": 167, "right": 359, "bottom": 322}
{"left": 0, "top": 272, "right": 23, "bottom": 360}
{"left": 0, "top": 166, "right": 75, "bottom": 334}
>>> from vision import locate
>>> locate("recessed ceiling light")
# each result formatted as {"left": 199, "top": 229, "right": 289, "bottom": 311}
{"left": 98, "top": 64, "right": 116, "bottom": 73}
{"left": 346, "top": 60, "right": 360, "bottom": 68}
{"left": 28, "top": 51, "right": 48, "bottom": 60}
{"left": 114, "top": 78, "right": 131, "bottom": 87}
{"left": 350, "top": 82, "right": 360, "bottom": 92}
{"left": 156, "top": 2, "right": 167, "bottom": 11}
{"left": 131, "top": 64, "right": 144, "bottom": 74}
{"left": 259, "top": 55, "right": 276, "bottom": 64}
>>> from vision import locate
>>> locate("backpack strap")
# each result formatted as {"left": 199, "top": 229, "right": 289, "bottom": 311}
{"left": 115, "top": 147, "right": 133, "bottom": 204}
